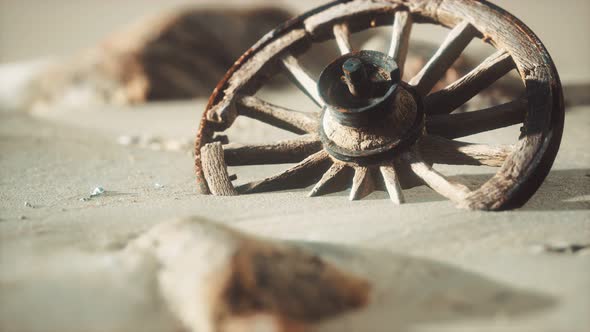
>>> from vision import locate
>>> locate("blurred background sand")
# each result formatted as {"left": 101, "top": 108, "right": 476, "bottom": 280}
{"left": 1, "top": 0, "right": 589, "bottom": 82}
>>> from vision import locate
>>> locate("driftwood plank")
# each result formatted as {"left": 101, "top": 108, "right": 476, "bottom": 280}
{"left": 281, "top": 54, "right": 324, "bottom": 107}
{"left": 200, "top": 142, "right": 238, "bottom": 196}
{"left": 237, "top": 150, "right": 331, "bottom": 194}
{"left": 403, "top": 151, "right": 471, "bottom": 204}
{"left": 379, "top": 165, "right": 405, "bottom": 204}
{"left": 420, "top": 135, "right": 513, "bottom": 167}
{"left": 333, "top": 22, "right": 353, "bottom": 54}
{"left": 426, "top": 98, "right": 527, "bottom": 139}
{"left": 388, "top": 10, "right": 413, "bottom": 75}
{"left": 237, "top": 95, "right": 318, "bottom": 134}
{"left": 131, "top": 218, "right": 369, "bottom": 332}
{"left": 425, "top": 50, "right": 516, "bottom": 115}
{"left": 409, "top": 21, "right": 477, "bottom": 96}
{"left": 223, "top": 134, "right": 322, "bottom": 166}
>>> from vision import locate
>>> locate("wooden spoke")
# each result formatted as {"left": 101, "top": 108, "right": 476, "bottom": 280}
{"left": 281, "top": 54, "right": 324, "bottom": 107}
{"left": 379, "top": 165, "right": 405, "bottom": 204}
{"left": 426, "top": 98, "right": 527, "bottom": 139}
{"left": 403, "top": 151, "right": 471, "bottom": 204}
{"left": 409, "top": 21, "right": 478, "bottom": 96}
{"left": 425, "top": 50, "right": 516, "bottom": 115}
{"left": 419, "top": 135, "right": 513, "bottom": 167}
{"left": 388, "top": 10, "right": 413, "bottom": 75}
{"left": 349, "top": 167, "right": 375, "bottom": 201}
{"left": 236, "top": 95, "right": 318, "bottom": 134}
{"left": 224, "top": 135, "right": 322, "bottom": 166}
{"left": 333, "top": 23, "right": 353, "bottom": 55}
{"left": 237, "top": 150, "right": 331, "bottom": 194}
{"left": 200, "top": 142, "right": 238, "bottom": 196}
{"left": 308, "top": 162, "right": 349, "bottom": 197}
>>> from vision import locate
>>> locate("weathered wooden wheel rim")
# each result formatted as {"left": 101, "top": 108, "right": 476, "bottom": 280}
{"left": 194, "top": 0, "right": 564, "bottom": 211}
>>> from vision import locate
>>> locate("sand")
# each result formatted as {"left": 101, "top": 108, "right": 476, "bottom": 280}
{"left": 1, "top": 0, "right": 589, "bottom": 331}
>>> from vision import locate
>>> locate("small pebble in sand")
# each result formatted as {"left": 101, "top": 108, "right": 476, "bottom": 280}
{"left": 90, "top": 186, "right": 105, "bottom": 197}
{"left": 24, "top": 201, "right": 33, "bottom": 208}
{"left": 117, "top": 135, "right": 140, "bottom": 146}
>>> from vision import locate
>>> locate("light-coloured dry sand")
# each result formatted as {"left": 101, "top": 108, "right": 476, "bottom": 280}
{"left": 1, "top": 1, "right": 589, "bottom": 331}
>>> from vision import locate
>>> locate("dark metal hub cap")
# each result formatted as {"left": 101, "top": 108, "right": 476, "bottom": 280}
{"left": 317, "top": 50, "right": 424, "bottom": 164}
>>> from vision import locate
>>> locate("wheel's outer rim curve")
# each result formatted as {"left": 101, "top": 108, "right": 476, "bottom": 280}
{"left": 194, "top": 0, "right": 564, "bottom": 211}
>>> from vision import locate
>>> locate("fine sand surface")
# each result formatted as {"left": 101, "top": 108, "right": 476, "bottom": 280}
{"left": 1, "top": 1, "right": 589, "bottom": 331}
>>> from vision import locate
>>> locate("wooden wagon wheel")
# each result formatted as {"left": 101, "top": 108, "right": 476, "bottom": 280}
{"left": 194, "top": 0, "right": 564, "bottom": 211}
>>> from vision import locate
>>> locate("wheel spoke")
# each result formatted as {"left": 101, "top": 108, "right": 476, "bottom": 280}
{"left": 388, "top": 10, "right": 413, "bottom": 75}
{"left": 409, "top": 21, "right": 478, "bottom": 96}
{"left": 308, "top": 162, "right": 349, "bottom": 197}
{"left": 224, "top": 135, "right": 322, "bottom": 166}
{"left": 403, "top": 151, "right": 471, "bottom": 203}
{"left": 419, "top": 135, "right": 512, "bottom": 167}
{"left": 237, "top": 95, "right": 318, "bottom": 134}
{"left": 201, "top": 142, "right": 238, "bottom": 196}
{"left": 426, "top": 98, "right": 527, "bottom": 139}
{"left": 425, "top": 50, "right": 516, "bottom": 115}
{"left": 379, "top": 165, "right": 405, "bottom": 204}
{"left": 333, "top": 23, "right": 353, "bottom": 55}
{"left": 281, "top": 54, "right": 324, "bottom": 107}
{"left": 236, "top": 150, "right": 331, "bottom": 194}
{"left": 349, "top": 167, "right": 374, "bottom": 201}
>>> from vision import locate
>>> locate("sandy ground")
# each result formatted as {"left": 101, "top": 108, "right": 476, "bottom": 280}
{"left": 1, "top": 1, "right": 590, "bottom": 331}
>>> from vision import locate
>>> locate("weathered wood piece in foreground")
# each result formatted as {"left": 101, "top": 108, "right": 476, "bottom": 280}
{"left": 129, "top": 218, "right": 370, "bottom": 332}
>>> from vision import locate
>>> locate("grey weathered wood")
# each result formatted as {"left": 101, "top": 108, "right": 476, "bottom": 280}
{"left": 409, "top": 21, "right": 478, "bottom": 96}
{"left": 200, "top": 142, "right": 238, "bottom": 196}
{"left": 349, "top": 167, "right": 374, "bottom": 201}
{"left": 281, "top": 54, "right": 324, "bottom": 107}
{"left": 426, "top": 98, "right": 527, "bottom": 139}
{"left": 237, "top": 150, "right": 331, "bottom": 194}
{"left": 420, "top": 135, "right": 512, "bottom": 167}
{"left": 403, "top": 151, "right": 471, "bottom": 204}
{"left": 379, "top": 165, "right": 405, "bottom": 204}
{"left": 237, "top": 95, "right": 318, "bottom": 134}
{"left": 224, "top": 134, "right": 322, "bottom": 166}
{"left": 333, "top": 22, "right": 353, "bottom": 55}
{"left": 388, "top": 10, "right": 413, "bottom": 75}
{"left": 425, "top": 50, "right": 516, "bottom": 115}
{"left": 308, "top": 162, "right": 348, "bottom": 197}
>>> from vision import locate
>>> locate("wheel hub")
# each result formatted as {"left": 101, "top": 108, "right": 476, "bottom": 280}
{"left": 318, "top": 50, "right": 424, "bottom": 164}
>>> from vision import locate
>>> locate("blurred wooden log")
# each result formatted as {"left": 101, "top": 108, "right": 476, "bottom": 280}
{"left": 129, "top": 217, "right": 370, "bottom": 332}
{"left": 29, "top": 7, "right": 292, "bottom": 112}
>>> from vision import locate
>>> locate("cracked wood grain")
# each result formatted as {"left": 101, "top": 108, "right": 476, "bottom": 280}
{"left": 201, "top": 142, "right": 238, "bottom": 196}
{"left": 237, "top": 95, "right": 319, "bottom": 134}
{"left": 223, "top": 135, "right": 322, "bottom": 166}
{"left": 425, "top": 50, "right": 516, "bottom": 115}
{"left": 409, "top": 21, "right": 478, "bottom": 96}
